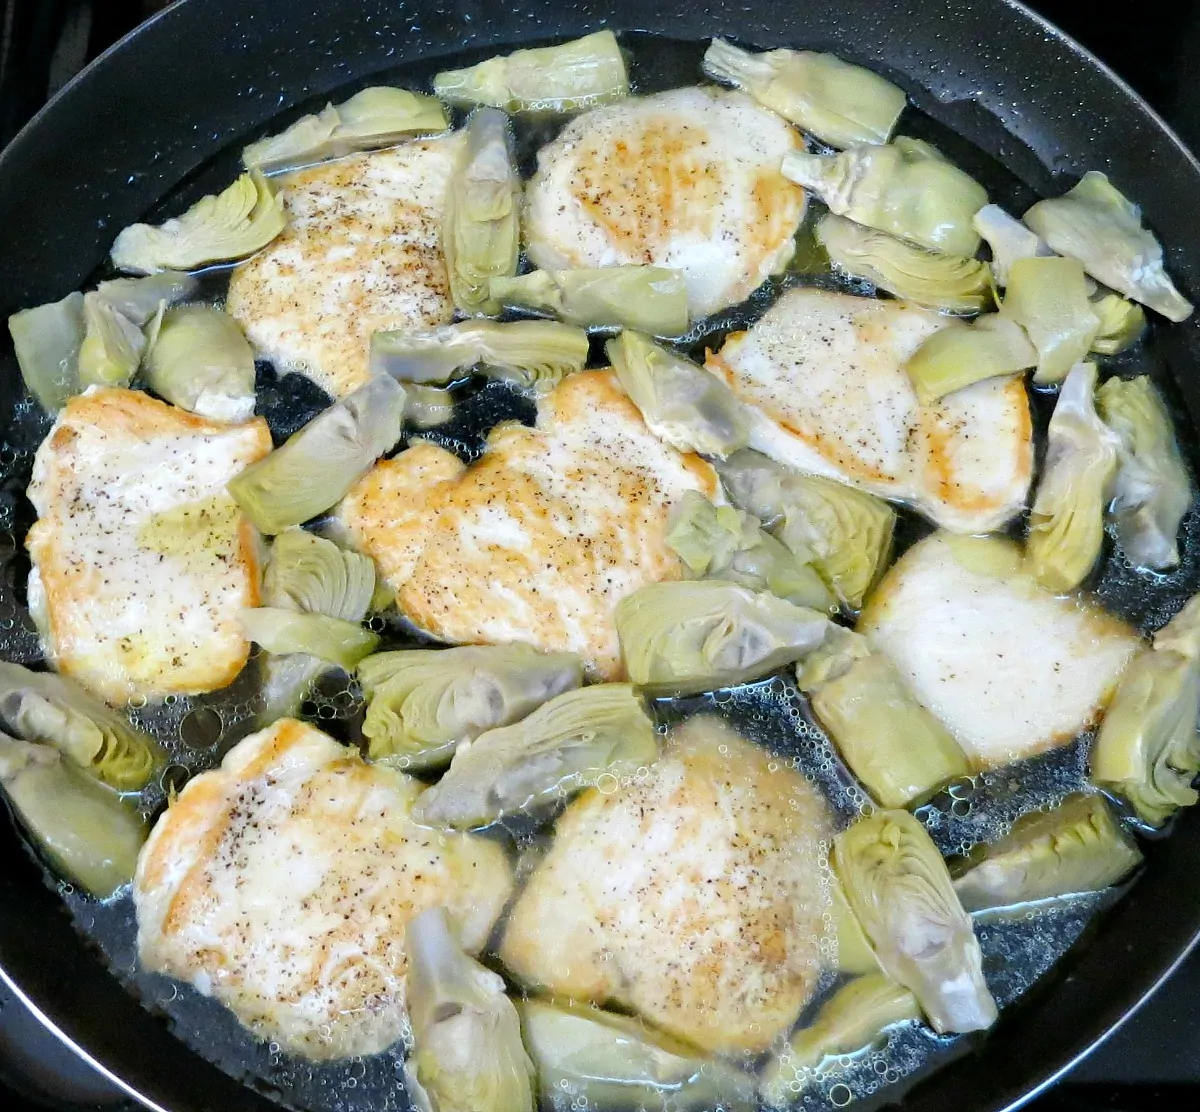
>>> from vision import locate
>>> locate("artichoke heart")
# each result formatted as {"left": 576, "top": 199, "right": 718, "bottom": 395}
{"left": 817, "top": 213, "right": 994, "bottom": 313}
{"left": 1026, "top": 362, "right": 1120, "bottom": 592}
{"left": 781, "top": 137, "right": 987, "bottom": 257}
{"left": 357, "top": 644, "right": 583, "bottom": 770}
{"left": 615, "top": 580, "right": 830, "bottom": 696}
{"left": 404, "top": 907, "right": 535, "bottom": 1112}
{"left": 1090, "top": 291, "right": 1146, "bottom": 355}
{"left": 371, "top": 319, "right": 588, "bottom": 393}
{"left": 111, "top": 170, "right": 286, "bottom": 274}
{"left": 405, "top": 385, "right": 456, "bottom": 429}
{"left": 443, "top": 108, "right": 520, "bottom": 316}
{"left": 952, "top": 793, "right": 1141, "bottom": 912}
{"left": 78, "top": 292, "right": 147, "bottom": 389}
{"left": 716, "top": 450, "right": 895, "bottom": 611}
{"left": 903, "top": 313, "right": 1037, "bottom": 404}
{"left": 433, "top": 30, "right": 629, "bottom": 114}
{"left": 972, "top": 204, "right": 1051, "bottom": 287}
{"left": 1000, "top": 256, "right": 1101, "bottom": 386}
{"left": 1024, "top": 171, "right": 1193, "bottom": 322}
{"left": 760, "top": 974, "right": 922, "bottom": 1106}
{"left": 243, "top": 86, "right": 449, "bottom": 173}
{"left": 488, "top": 266, "right": 690, "bottom": 337}
{"left": 1091, "top": 594, "right": 1200, "bottom": 826}
{"left": 239, "top": 608, "right": 379, "bottom": 671}
{"left": 702, "top": 39, "right": 905, "bottom": 149}
{"left": 1097, "top": 375, "right": 1191, "bottom": 571}
{"left": 667, "top": 490, "right": 837, "bottom": 613}
{"left": 94, "top": 272, "right": 197, "bottom": 326}
{"left": 832, "top": 809, "right": 998, "bottom": 1034}
{"left": 228, "top": 374, "right": 406, "bottom": 534}
{"left": 0, "top": 734, "right": 147, "bottom": 898}
{"left": 607, "top": 330, "right": 750, "bottom": 458}
{"left": 0, "top": 662, "right": 162, "bottom": 792}
{"left": 144, "top": 305, "right": 256, "bottom": 424}
{"left": 413, "top": 683, "right": 656, "bottom": 829}
{"left": 797, "top": 629, "right": 970, "bottom": 807}
{"left": 519, "top": 997, "right": 755, "bottom": 1112}
{"left": 831, "top": 872, "right": 881, "bottom": 975}
{"left": 8, "top": 291, "right": 86, "bottom": 412}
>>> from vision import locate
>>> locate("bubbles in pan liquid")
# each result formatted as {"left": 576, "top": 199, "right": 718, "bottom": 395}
{"left": 4, "top": 27, "right": 1199, "bottom": 1112}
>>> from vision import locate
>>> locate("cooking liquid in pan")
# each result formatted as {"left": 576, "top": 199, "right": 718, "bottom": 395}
{"left": 0, "top": 30, "right": 1198, "bottom": 1112}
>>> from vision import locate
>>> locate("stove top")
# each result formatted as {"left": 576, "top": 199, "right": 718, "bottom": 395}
{"left": 2, "top": 0, "right": 1199, "bottom": 1109}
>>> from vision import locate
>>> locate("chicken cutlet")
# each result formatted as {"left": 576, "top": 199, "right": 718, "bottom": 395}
{"left": 336, "top": 371, "right": 718, "bottom": 679}
{"left": 499, "top": 715, "right": 832, "bottom": 1056}
{"left": 25, "top": 388, "right": 270, "bottom": 706}
{"left": 706, "top": 288, "right": 1034, "bottom": 533}
{"left": 859, "top": 533, "right": 1141, "bottom": 768}
{"left": 226, "top": 136, "right": 463, "bottom": 399}
{"left": 133, "top": 718, "right": 513, "bottom": 1061}
{"left": 524, "top": 87, "right": 806, "bottom": 319}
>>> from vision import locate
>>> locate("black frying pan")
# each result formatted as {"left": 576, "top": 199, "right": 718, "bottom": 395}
{"left": 3, "top": 1, "right": 1200, "bottom": 1110}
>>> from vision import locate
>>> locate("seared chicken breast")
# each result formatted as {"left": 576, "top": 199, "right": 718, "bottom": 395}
{"left": 524, "top": 87, "right": 806, "bottom": 319}
{"left": 336, "top": 371, "right": 717, "bottom": 678}
{"left": 227, "top": 137, "right": 463, "bottom": 399}
{"left": 134, "top": 718, "right": 513, "bottom": 1061}
{"left": 860, "top": 533, "right": 1141, "bottom": 768}
{"left": 25, "top": 388, "right": 270, "bottom": 706}
{"left": 707, "top": 288, "right": 1034, "bottom": 533}
{"left": 500, "top": 716, "right": 832, "bottom": 1056}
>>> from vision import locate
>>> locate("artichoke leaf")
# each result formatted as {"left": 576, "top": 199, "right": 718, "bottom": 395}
{"left": 972, "top": 204, "right": 1052, "bottom": 287}
{"left": 239, "top": 608, "right": 378, "bottom": 671}
{"left": 111, "top": 170, "right": 286, "bottom": 274}
{"left": 703, "top": 39, "right": 905, "bottom": 149}
{"left": 357, "top": 644, "right": 583, "bottom": 770}
{"left": 93, "top": 272, "right": 198, "bottom": 327}
{"left": 616, "top": 580, "right": 830, "bottom": 696}
{"left": 607, "top": 330, "right": 750, "bottom": 458}
{"left": 264, "top": 529, "right": 375, "bottom": 621}
{"left": 1027, "top": 362, "right": 1120, "bottom": 592}
{"left": 902, "top": 313, "right": 1036, "bottom": 404}
{"left": 228, "top": 374, "right": 406, "bottom": 534}
{"left": 0, "top": 662, "right": 162, "bottom": 791}
{"left": 817, "top": 213, "right": 994, "bottom": 313}
{"left": 952, "top": 793, "right": 1141, "bottom": 912}
{"left": 781, "top": 137, "right": 988, "bottom": 257}
{"left": 434, "top": 31, "right": 629, "bottom": 114}
{"left": 144, "top": 305, "right": 256, "bottom": 423}
{"left": 8, "top": 291, "right": 86, "bottom": 412}
{"left": 1000, "top": 256, "right": 1101, "bottom": 386}
{"left": 406, "top": 385, "right": 456, "bottom": 429}
{"left": 833, "top": 809, "right": 997, "bottom": 1033}
{"left": 830, "top": 872, "right": 882, "bottom": 975}
{"left": 0, "top": 734, "right": 147, "bottom": 898}
{"left": 1024, "top": 172, "right": 1193, "bottom": 322}
{"left": 77, "top": 292, "right": 146, "bottom": 389}
{"left": 1096, "top": 375, "right": 1191, "bottom": 571}
{"left": 1090, "top": 291, "right": 1146, "bottom": 356}
{"left": 404, "top": 907, "right": 535, "bottom": 1112}
{"left": 412, "top": 683, "right": 656, "bottom": 828}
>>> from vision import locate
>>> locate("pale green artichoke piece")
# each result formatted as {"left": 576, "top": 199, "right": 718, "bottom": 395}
{"left": 1097, "top": 375, "right": 1191, "bottom": 571}
{"left": 817, "top": 213, "right": 994, "bottom": 313}
{"left": 1027, "top": 362, "right": 1120, "bottom": 592}
{"left": 667, "top": 490, "right": 837, "bottom": 613}
{"left": 406, "top": 385, "right": 456, "bottom": 429}
{"left": 239, "top": 608, "right": 378, "bottom": 671}
{"left": 616, "top": 580, "right": 830, "bottom": 696}
{"left": 607, "top": 331, "right": 750, "bottom": 458}
{"left": 782, "top": 137, "right": 988, "bottom": 256}
{"left": 972, "top": 203, "right": 1051, "bottom": 286}
{"left": 797, "top": 629, "right": 970, "bottom": 806}
{"left": 519, "top": 997, "right": 755, "bottom": 1111}
{"left": 833, "top": 809, "right": 997, "bottom": 1033}
{"left": 405, "top": 907, "right": 535, "bottom": 1112}
{"left": 8, "top": 291, "right": 85, "bottom": 411}
{"left": 703, "top": 39, "right": 905, "bottom": 149}
{"left": 110, "top": 170, "right": 286, "bottom": 274}
{"left": 434, "top": 31, "right": 629, "bottom": 113}
{"left": 77, "top": 292, "right": 146, "bottom": 388}
{"left": 903, "top": 313, "right": 1037, "bottom": 404}
{"left": 443, "top": 108, "right": 520, "bottom": 315}
{"left": 0, "top": 734, "right": 147, "bottom": 898}
{"left": 143, "top": 304, "right": 256, "bottom": 423}
{"left": 830, "top": 872, "right": 881, "bottom": 975}
{"left": 1000, "top": 256, "right": 1101, "bottom": 386}
{"left": 264, "top": 529, "right": 376, "bottom": 620}
{"left": 0, "top": 662, "right": 162, "bottom": 791}
{"left": 952, "top": 793, "right": 1141, "bottom": 912}
{"left": 412, "top": 683, "right": 656, "bottom": 828}
{"left": 371, "top": 319, "right": 588, "bottom": 393}
{"left": 489, "top": 266, "right": 689, "bottom": 337}
{"left": 760, "top": 974, "right": 922, "bottom": 1106}
{"left": 243, "top": 87, "right": 449, "bottom": 173}
{"left": 1024, "top": 171, "right": 1193, "bottom": 322}
{"left": 1090, "top": 291, "right": 1146, "bottom": 355}
{"left": 93, "top": 272, "right": 197, "bottom": 326}
{"left": 357, "top": 644, "right": 583, "bottom": 770}
{"left": 228, "top": 374, "right": 405, "bottom": 533}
